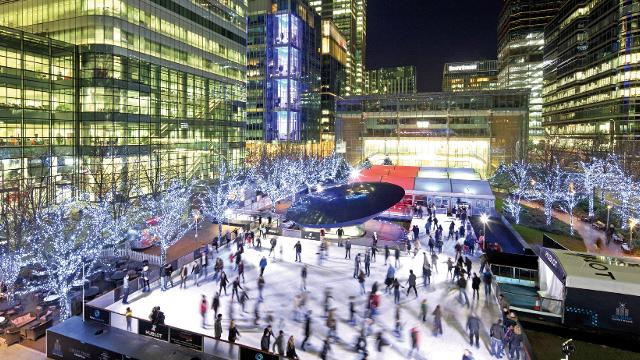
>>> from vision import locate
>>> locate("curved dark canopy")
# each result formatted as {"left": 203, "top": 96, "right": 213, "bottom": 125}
{"left": 286, "top": 182, "right": 405, "bottom": 228}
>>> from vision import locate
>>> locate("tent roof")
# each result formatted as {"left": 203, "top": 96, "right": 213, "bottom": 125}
{"left": 547, "top": 249, "right": 640, "bottom": 296}
{"left": 413, "top": 178, "right": 452, "bottom": 193}
{"left": 381, "top": 175, "right": 415, "bottom": 190}
{"left": 450, "top": 179, "right": 494, "bottom": 197}
{"left": 361, "top": 166, "right": 390, "bottom": 177}
{"left": 391, "top": 166, "right": 419, "bottom": 178}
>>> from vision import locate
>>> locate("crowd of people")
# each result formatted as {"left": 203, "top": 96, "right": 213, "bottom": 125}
{"left": 122, "top": 208, "right": 523, "bottom": 360}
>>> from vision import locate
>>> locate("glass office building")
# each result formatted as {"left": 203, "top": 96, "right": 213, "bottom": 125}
{"left": 442, "top": 60, "right": 498, "bottom": 92}
{"left": 497, "top": 0, "right": 560, "bottom": 142}
{"left": 247, "top": 0, "right": 321, "bottom": 144}
{"left": 0, "top": 0, "right": 247, "bottom": 200}
{"left": 335, "top": 91, "right": 530, "bottom": 177}
{"left": 311, "top": 0, "right": 366, "bottom": 95}
{"left": 366, "top": 66, "right": 417, "bottom": 95}
{"left": 543, "top": 0, "right": 640, "bottom": 171}
{"left": 320, "top": 19, "right": 347, "bottom": 146}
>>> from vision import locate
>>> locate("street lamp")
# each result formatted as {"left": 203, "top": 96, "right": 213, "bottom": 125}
{"left": 568, "top": 183, "right": 575, "bottom": 236}
{"left": 480, "top": 213, "right": 489, "bottom": 251}
{"left": 630, "top": 219, "right": 637, "bottom": 248}
{"left": 606, "top": 204, "right": 612, "bottom": 237}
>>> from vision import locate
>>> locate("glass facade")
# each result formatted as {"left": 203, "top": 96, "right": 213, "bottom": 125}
{"left": 320, "top": 19, "right": 347, "bottom": 146}
{"left": 335, "top": 91, "right": 530, "bottom": 177}
{"left": 248, "top": 0, "right": 320, "bottom": 143}
{"left": 0, "top": 0, "right": 247, "bottom": 201}
{"left": 0, "top": 26, "right": 76, "bottom": 202}
{"left": 442, "top": 60, "right": 498, "bottom": 92}
{"left": 312, "top": 0, "right": 366, "bottom": 95}
{"left": 366, "top": 66, "right": 417, "bottom": 95}
{"left": 543, "top": 0, "right": 640, "bottom": 173}
{"left": 497, "top": 0, "right": 561, "bottom": 142}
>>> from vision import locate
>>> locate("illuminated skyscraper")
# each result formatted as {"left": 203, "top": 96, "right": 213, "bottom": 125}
{"left": 442, "top": 60, "right": 498, "bottom": 92}
{"left": 543, "top": 0, "right": 640, "bottom": 169}
{"left": 320, "top": 20, "right": 348, "bottom": 147}
{"left": 311, "top": 0, "right": 366, "bottom": 95}
{"left": 247, "top": 0, "right": 321, "bottom": 146}
{"left": 0, "top": 0, "right": 247, "bottom": 201}
{"left": 366, "top": 66, "right": 417, "bottom": 95}
{"left": 497, "top": 0, "right": 560, "bottom": 142}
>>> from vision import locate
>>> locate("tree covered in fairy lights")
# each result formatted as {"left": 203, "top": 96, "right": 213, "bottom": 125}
{"left": 139, "top": 180, "right": 193, "bottom": 266}
{"left": 616, "top": 174, "right": 636, "bottom": 230}
{"left": 577, "top": 158, "right": 602, "bottom": 219}
{"left": 531, "top": 161, "right": 567, "bottom": 226}
{"left": 560, "top": 176, "right": 583, "bottom": 236}
{"left": 25, "top": 199, "right": 105, "bottom": 319}
{"left": 495, "top": 161, "right": 533, "bottom": 224}
{"left": 0, "top": 247, "right": 29, "bottom": 304}
{"left": 200, "top": 160, "right": 245, "bottom": 242}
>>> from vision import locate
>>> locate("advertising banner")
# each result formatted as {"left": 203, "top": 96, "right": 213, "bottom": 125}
{"left": 137, "top": 319, "right": 169, "bottom": 342}
{"left": 239, "top": 347, "right": 279, "bottom": 360}
{"left": 84, "top": 305, "right": 111, "bottom": 325}
{"left": 169, "top": 328, "right": 204, "bottom": 351}
{"left": 47, "top": 332, "right": 122, "bottom": 360}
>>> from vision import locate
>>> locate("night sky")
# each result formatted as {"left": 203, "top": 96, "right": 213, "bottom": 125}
{"left": 367, "top": 0, "right": 502, "bottom": 92}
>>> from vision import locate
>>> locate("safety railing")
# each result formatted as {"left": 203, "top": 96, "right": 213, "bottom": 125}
{"left": 490, "top": 263, "right": 538, "bottom": 287}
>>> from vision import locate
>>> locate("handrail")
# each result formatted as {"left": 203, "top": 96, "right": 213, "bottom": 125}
{"left": 493, "top": 280, "right": 537, "bottom": 360}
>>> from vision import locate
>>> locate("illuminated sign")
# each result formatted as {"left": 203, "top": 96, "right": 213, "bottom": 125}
{"left": 448, "top": 64, "right": 478, "bottom": 72}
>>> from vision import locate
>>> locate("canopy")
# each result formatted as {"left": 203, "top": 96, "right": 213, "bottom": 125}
{"left": 381, "top": 175, "right": 415, "bottom": 190}
{"left": 540, "top": 248, "right": 640, "bottom": 297}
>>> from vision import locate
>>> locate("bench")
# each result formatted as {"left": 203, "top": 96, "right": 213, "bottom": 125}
{"left": 10, "top": 313, "right": 36, "bottom": 328}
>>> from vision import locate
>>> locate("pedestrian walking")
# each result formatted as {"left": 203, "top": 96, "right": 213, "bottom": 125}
{"left": 269, "top": 237, "right": 277, "bottom": 257}
{"left": 408, "top": 326, "right": 420, "bottom": 358}
{"left": 420, "top": 299, "right": 428, "bottom": 322}
{"left": 458, "top": 274, "right": 470, "bottom": 307}
{"left": 260, "top": 325, "right": 276, "bottom": 352}
{"left": 200, "top": 295, "right": 208, "bottom": 328}
{"left": 385, "top": 265, "right": 396, "bottom": 293}
{"left": 349, "top": 296, "right": 356, "bottom": 325}
{"left": 259, "top": 256, "right": 268, "bottom": 276}
{"left": 228, "top": 320, "right": 240, "bottom": 343}
{"left": 294, "top": 241, "right": 302, "bottom": 262}
{"left": 371, "top": 245, "right": 377, "bottom": 262}
{"left": 508, "top": 325, "right": 523, "bottom": 360}
{"left": 192, "top": 260, "right": 202, "bottom": 287}
{"left": 141, "top": 264, "right": 150, "bottom": 292}
{"left": 219, "top": 271, "right": 228, "bottom": 295}
{"left": 300, "top": 311, "right": 312, "bottom": 351}
{"left": 465, "top": 256, "right": 472, "bottom": 274}
{"left": 237, "top": 260, "right": 245, "bottom": 283}
{"left": 406, "top": 269, "right": 418, "bottom": 297}
{"left": 257, "top": 275, "right": 265, "bottom": 302}
{"left": 392, "top": 278, "right": 403, "bottom": 304}
{"left": 125, "top": 307, "right": 133, "bottom": 331}
{"left": 358, "top": 269, "right": 366, "bottom": 295}
{"left": 364, "top": 251, "right": 371, "bottom": 276}
{"left": 345, "top": 239, "right": 352, "bottom": 259}
{"left": 394, "top": 247, "right": 401, "bottom": 268}
{"left": 490, "top": 319, "right": 505, "bottom": 358}
{"left": 467, "top": 313, "right": 481, "bottom": 348}
{"left": 353, "top": 253, "right": 361, "bottom": 278}
{"left": 432, "top": 305, "right": 443, "bottom": 336}
{"left": 483, "top": 269, "right": 493, "bottom": 298}
{"left": 446, "top": 257, "right": 454, "bottom": 278}
{"left": 180, "top": 265, "right": 188, "bottom": 289}
{"left": 273, "top": 330, "right": 285, "bottom": 355}
{"left": 320, "top": 337, "right": 331, "bottom": 360}
{"left": 337, "top": 227, "right": 344, "bottom": 246}
{"left": 472, "top": 273, "right": 481, "bottom": 301}
{"left": 431, "top": 252, "right": 439, "bottom": 273}
{"left": 384, "top": 245, "right": 390, "bottom": 265}
{"left": 211, "top": 291, "right": 220, "bottom": 318}
{"left": 376, "top": 331, "right": 388, "bottom": 353}
{"left": 122, "top": 274, "right": 130, "bottom": 304}
{"left": 286, "top": 336, "right": 298, "bottom": 359}
{"left": 372, "top": 231, "right": 378, "bottom": 248}
{"left": 300, "top": 265, "right": 308, "bottom": 291}
{"left": 231, "top": 277, "right": 243, "bottom": 302}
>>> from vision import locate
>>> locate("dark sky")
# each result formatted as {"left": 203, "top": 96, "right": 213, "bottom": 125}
{"left": 366, "top": 0, "right": 502, "bottom": 92}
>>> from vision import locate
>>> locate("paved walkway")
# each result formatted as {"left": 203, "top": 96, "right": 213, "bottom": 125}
{"left": 0, "top": 344, "right": 45, "bottom": 359}
{"left": 520, "top": 200, "right": 625, "bottom": 256}
{"left": 108, "top": 214, "right": 502, "bottom": 360}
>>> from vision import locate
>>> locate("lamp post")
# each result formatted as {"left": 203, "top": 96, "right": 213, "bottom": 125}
{"left": 568, "top": 182, "right": 575, "bottom": 236}
{"left": 606, "top": 204, "right": 612, "bottom": 238}
{"left": 630, "top": 219, "right": 637, "bottom": 248}
{"left": 480, "top": 213, "right": 489, "bottom": 251}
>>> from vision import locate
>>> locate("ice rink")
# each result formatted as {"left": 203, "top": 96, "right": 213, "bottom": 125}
{"left": 108, "top": 214, "right": 502, "bottom": 360}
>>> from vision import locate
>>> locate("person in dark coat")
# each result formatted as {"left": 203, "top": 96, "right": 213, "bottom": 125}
{"left": 214, "top": 314, "right": 223, "bottom": 339}
{"left": 300, "top": 311, "right": 312, "bottom": 351}
{"left": 294, "top": 241, "right": 302, "bottom": 262}
{"left": 273, "top": 330, "right": 285, "bottom": 355}
{"left": 228, "top": 320, "right": 240, "bottom": 343}
{"left": 471, "top": 273, "right": 481, "bottom": 301}
{"left": 260, "top": 325, "right": 275, "bottom": 351}
{"left": 286, "top": 336, "right": 298, "bottom": 359}
{"left": 467, "top": 313, "right": 481, "bottom": 348}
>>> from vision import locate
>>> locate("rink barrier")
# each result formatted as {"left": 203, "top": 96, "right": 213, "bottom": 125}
{"left": 87, "top": 304, "right": 281, "bottom": 359}
{"left": 492, "top": 276, "right": 536, "bottom": 360}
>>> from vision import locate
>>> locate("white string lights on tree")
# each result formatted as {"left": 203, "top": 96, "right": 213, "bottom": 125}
{"left": 201, "top": 160, "right": 244, "bottom": 241}
{"left": 496, "top": 160, "right": 532, "bottom": 225}
{"left": 532, "top": 161, "right": 566, "bottom": 226}
{"left": 0, "top": 247, "right": 29, "bottom": 304}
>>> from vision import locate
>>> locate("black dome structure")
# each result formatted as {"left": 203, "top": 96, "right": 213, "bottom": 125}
{"left": 286, "top": 182, "right": 405, "bottom": 228}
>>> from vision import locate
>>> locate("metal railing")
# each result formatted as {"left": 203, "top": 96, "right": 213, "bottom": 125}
{"left": 490, "top": 263, "right": 538, "bottom": 287}
{"left": 100, "top": 246, "right": 162, "bottom": 266}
